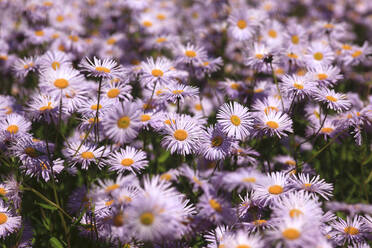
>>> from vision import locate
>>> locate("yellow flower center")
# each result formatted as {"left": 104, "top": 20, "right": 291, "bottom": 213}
{"left": 266, "top": 121, "right": 279, "bottom": 129}
{"left": 54, "top": 78, "right": 69, "bottom": 89}
{"left": 253, "top": 219, "right": 267, "bottom": 225}
{"left": 156, "top": 14, "right": 166, "bottom": 20}
{"left": 25, "top": 147, "right": 37, "bottom": 157}
{"left": 289, "top": 208, "right": 303, "bottom": 218}
{"left": 90, "top": 104, "right": 102, "bottom": 110}
{"left": 291, "top": 35, "right": 299, "bottom": 44}
{"left": 268, "top": 185, "right": 283, "bottom": 194}
{"left": 95, "top": 66, "right": 111, "bottom": 73}
{"left": 243, "top": 177, "right": 256, "bottom": 183}
{"left": 352, "top": 50, "right": 362, "bottom": 58}
{"left": 0, "top": 213, "right": 8, "bottom": 225}
{"left": 34, "top": 30, "right": 44, "bottom": 36}
{"left": 39, "top": 102, "right": 53, "bottom": 111}
{"left": 209, "top": 199, "right": 222, "bottom": 212}
{"left": 194, "top": 104, "right": 202, "bottom": 111}
{"left": 318, "top": 73, "right": 328, "bottom": 80}
{"left": 160, "top": 173, "right": 172, "bottom": 181}
{"left": 211, "top": 136, "right": 223, "bottom": 147}
{"left": 140, "top": 114, "right": 151, "bottom": 122}
{"left": 324, "top": 23, "right": 334, "bottom": 29}
{"left": 143, "top": 21, "right": 153, "bottom": 27}
{"left": 230, "top": 83, "right": 240, "bottom": 90}
{"left": 56, "top": 15, "right": 64, "bottom": 22}
{"left": 321, "top": 127, "right": 334, "bottom": 133}
{"left": 285, "top": 160, "right": 296, "bottom": 166}
{"left": 255, "top": 54, "right": 264, "bottom": 59}
{"left": 287, "top": 53, "right": 298, "bottom": 59}
{"left": 344, "top": 226, "right": 359, "bottom": 235}
{"left": 236, "top": 245, "right": 250, "bottom": 248}
{"left": 113, "top": 213, "right": 124, "bottom": 227}
{"left": 303, "top": 183, "right": 312, "bottom": 188}
{"left": 81, "top": 151, "right": 94, "bottom": 159}
{"left": 237, "top": 20, "right": 247, "bottom": 29}
{"left": 121, "top": 158, "right": 134, "bottom": 167}
{"left": 0, "top": 55, "right": 8, "bottom": 61}
{"left": 51, "top": 61, "right": 60, "bottom": 70}
{"left": 293, "top": 83, "right": 304, "bottom": 90}
{"left": 156, "top": 37, "right": 167, "bottom": 43}
{"left": 282, "top": 228, "right": 301, "bottom": 240}
{"left": 117, "top": 116, "right": 131, "bottom": 129}
{"left": 140, "top": 212, "right": 154, "bottom": 226}
{"left": 230, "top": 115, "right": 241, "bottom": 126}
{"left": 342, "top": 44, "right": 352, "bottom": 50}
{"left": 326, "top": 95, "right": 337, "bottom": 102}
{"left": 173, "top": 129, "right": 188, "bottom": 141}
{"left": 106, "top": 38, "right": 116, "bottom": 45}
{"left": 105, "top": 184, "right": 119, "bottom": 193}
{"left": 264, "top": 106, "right": 278, "bottom": 115}
{"left": 172, "top": 90, "right": 184, "bottom": 94}
{"left": 151, "top": 69, "right": 164, "bottom": 77}
{"left": 313, "top": 52, "right": 324, "bottom": 61}
{"left": 185, "top": 50, "right": 197, "bottom": 58}
{"left": 69, "top": 35, "right": 79, "bottom": 42}
{"left": 268, "top": 29, "right": 277, "bottom": 38}
{"left": 107, "top": 88, "right": 120, "bottom": 98}
{"left": 6, "top": 125, "right": 19, "bottom": 134}
{"left": 0, "top": 188, "right": 6, "bottom": 196}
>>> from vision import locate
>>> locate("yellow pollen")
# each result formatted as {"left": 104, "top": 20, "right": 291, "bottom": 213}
{"left": 268, "top": 29, "right": 277, "bottom": 38}
{"left": 266, "top": 121, "right": 279, "bottom": 129}
{"left": 6, "top": 125, "right": 19, "bottom": 134}
{"left": 51, "top": 61, "right": 60, "bottom": 70}
{"left": 313, "top": 52, "right": 324, "bottom": 61}
{"left": 211, "top": 136, "right": 223, "bottom": 147}
{"left": 194, "top": 104, "right": 203, "bottom": 111}
{"left": 160, "top": 173, "right": 172, "bottom": 181}
{"left": 172, "top": 90, "right": 184, "bottom": 94}
{"left": 105, "top": 200, "right": 114, "bottom": 206}
{"left": 121, "top": 158, "right": 134, "bottom": 167}
{"left": 287, "top": 53, "right": 298, "bottom": 59}
{"left": 58, "top": 44, "right": 65, "bottom": 51}
{"left": 324, "top": 23, "right": 334, "bottom": 29}
{"left": 237, "top": 20, "right": 247, "bottom": 29}
{"left": 321, "top": 127, "right": 334, "bottom": 133}
{"left": 113, "top": 213, "right": 124, "bottom": 226}
{"left": 39, "top": 102, "right": 53, "bottom": 111}
{"left": 107, "top": 88, "right": 120, "bottom": 98}
{"left": 156, "top": 37, "right": 167, "bottom": 43}
{"left": 117, "top": 116, "right": 131, "bottom": 129}
{"left": 106, "top": 38, "right": 116, "bottom": 45}
{"left": 174, "top": 129, "right": 188, "bottom": 141}
{"left": 54, "top": 78, "right": 69, "bottom": 89}
{"left": 254, "top": 219, "right": 267, "bottom": 225}
{"left": 318, "top": 73, "right": 328, "bottom": 80}
{"left": 52, "top": 33, "right": 60, "bottom": 39}
{"left": 289, "top": 209, "right": 303, "bottom": 218}
{"left": 34, "top": 30, "right": 44, "bottom": 36}
{"left": 0, "top": 213, "right": 8, "bottom": 225}
{"left": 209, "top": 199, "right": 222, "bottom": 212}
{"left": 230, "top": 115, "right": 241, "bottom": 126}
{"left": 90, "top": 104, "right": 102, "bottom": 110}
{"left": 303, "top": 183, "right": 312, "bottom": 188}
{"left": 140, "top": 114, "right": 151, "bottom": 122}
{"left": 203, "top": 61, "right": 209, "bottom": 66}
{"left": 81, "top": 151, "right": 94, "bottom": 159}
{"left": 243, "top": 177, "right": 256, "bottom": 183}
{"left": 156, "top": 14, "right": 166, "bottom": 20}
{"left": 156, "top": 90, "right": 164, "bottom": 96}
{"left": 293, "top": 83, "right": 304, "bottom": 90}
{"left": 255, "top": 54, "right": 264, "bottom": 59}
{"left": 0, "top": 188, "right": 6, "bottom": 196}
{"left": 282, "top": 228, "right": 301, "bottom": 240}
{"left": 143, "top": 21, "right": 153, "bottom": 27}
{"left": 56, "top": 15, "right": 64, "bottom": 22}
{"left": 69, "top": 35, "right": 79, "bottom": 42}
{"left": 140, "top": 212, "right": 154, "bottom": 226}
{"left": 344, "top": 226, "right": 359, "bottom": 235}
{"left": 151, "top": 69, "right": 164, "bottom": 77}
{"left": 342, "top": 44, "right": 352, "bottom": 50}
{"left": 326, "top": 95, "right": 337, "bottom": 102}
{"left": 352, "top": 50, "right": 362, "bottom": 58}
{"left": 268, "top": 185, "right": 283, "bottom": 194}
{"left": 185, "top": 50, "right": 197, "bottom": 58}
{"left": 291, "top": 35, "right": 299, "bottom": 44}
{"left": 254, "top": 88, "right": 264, "bottom": 93}
{"left": 230, "top": 83, "right": 240, "bottom": 90}
{"left": 105, "top": 184, "right": 119, "bottom": 193}
{"left": 43, "top": 1, "right": 53, "bottom": 7}
{"left": 95, "top": 66, "right": 111, "bottom": 73}
{"left": 276, "top": 68, "right": 284, "bottom": 75}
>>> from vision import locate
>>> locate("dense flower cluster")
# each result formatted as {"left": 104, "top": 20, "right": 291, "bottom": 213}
{"left": 0, "top": 0, "right": 371, "bottom": 247}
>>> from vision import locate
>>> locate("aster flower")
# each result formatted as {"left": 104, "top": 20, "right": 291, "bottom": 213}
{"left": 176, "top": 43, "right": 207, "bottom": 65}
{"left": 223, "top": 231, "right": 264, "bottom": 248}
{"left": 80, "top": 57, "right": 124, "bottom": 79}
{"left": 217, "top": 102, "right": 253, "bottom": 140}
{"left": 254, "top": 111, "right": 293, "bottom": 138}
{"left": 162, "top": 84, "right": 199, "bottom": 104}
{"left": 102, "top": 101, "right": 141, "bottom": 144}
{"left": 308, "top": 64, "right": 343, "bottom": 87}
{"left": 200, "top": 124, "right": 234, "bottom": 161}
{"left": 26, "top": 93, "right": 62, "bottom": 123}
{"left": 0, "top": 203, "right": 21, "bottom": 238}
{"left": 140, "top": 57, "right": 177, "bottom": 89}
{"left": 63, "top": 142, "right": 107, "bottom": 170}
{"left": 330, "top": 215, "right": 368, "bottom": 246}
{"left": 244, "top": 43, "right": 274, "bottom": 72}
{"left": 0, "top": 114, "right": 31, "bottom": 140}
{"left": 102, "top": 80, "right": 133, "bottom": 102}
{"left": 313, "top": 88, "right": 352, "bottom": 113}
{"left": 289, "top": 173, "right": 333, "bottom": 200}
{"left": 161, "top": 114, "right": 203, "bottom": 155}
{"left": 222, "top": 168, "right": 263, "bottom": 192}
{"left": 38, "top": 50, "right": 72, "bottom": 72}
{"left": 305, "top": 42, "right": 335, "bottom": 67}
{"left": 108, "top": 146, "right": 148, "bottom": 174}
{"left": 228, "top": 9, "right": 259, "bottom": 41}
{"left": 12, "top": 56, "right": 38, "bottom": 79}
{"left": 280, "top": 74, "right": 317, "bottom": 100}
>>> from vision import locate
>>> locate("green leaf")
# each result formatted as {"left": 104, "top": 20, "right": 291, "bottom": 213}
{"left": 49, "top": 237, "right": 64, "bottom": 248}
{"left": 37, "top": 202, "right": 57, "bottom": 211}
{"left": 362, "top": 153, "right": 372, "bottom": 166}
{"left": 365, "top": 170, "right": 372, "bottom": 184}
{"left": 158, "top": 151, "right": 170, "bottom": 163}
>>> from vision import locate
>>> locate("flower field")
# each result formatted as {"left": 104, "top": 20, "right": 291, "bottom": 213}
{"left": 0, "top": 0, "right": 372, "bottom": 247}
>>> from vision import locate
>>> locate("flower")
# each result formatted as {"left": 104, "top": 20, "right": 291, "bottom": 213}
{"left": 177, "top": 43, "right": 207, "bottom": 65}
{"left": 80, "top": 57, "right": 124, "bottom": 79}
{"left": 289, "top": 173, "right": 333, "bottom": 200}
{"left": 330, "top": 215, "right": 368, "bottom": 245}
{"left": 314, "top": 88, "right": 352, "bottom": 113}
{"left": 108, "top": 146, "right": 148, "bottom": 174}
{"left": 217, "top": 102, "right": 253, "bottom": 140}
{"left": 0, "top": 203, "right": 21, "bottom": 237}
{"left": 254, "top": 111, "right": 293, "bottom": 138}
{"left": 162, "top": 84, "right": 199, "bottom": 104}
{"left": 140, "top": 57, "right": 177, "bottom": 89}
{"left": 0, "top": 114, "right": 31, "bottom": 140}
{"left": 63, "top": 142, "right": 107, "bottom": 170}
{"left": 280, "top": 74, "right": 317, "bottom": 100}
{"left": 200, "top": 124, "right": 234, "bottom": 161}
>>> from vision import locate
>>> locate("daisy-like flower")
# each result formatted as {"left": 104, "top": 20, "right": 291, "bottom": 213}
{"left": 308, "top": 64, "right": 343, "bottom": 87}
{"left": 38, "top": 50, "right": 72, "bottom": 72}
{"left": 330, "top": 215, "right": 368, "bottom": 246}
{"left": 39, "top": 66, "right": 84, "bottom": 96}
{"left": 0, "top": 114, "right": 31, "bottom": 140}
{"left": 108, "top": 146, "right": 148, "bottom": 174}
{"left": 177, "top": 43, "right": 207, "bottom": 65}
{"left": 63, "top": 142, "right": 107, "bottom": 170}
{"left": 289, "top": 173, "right": 333, "bottom": 200}
{"left": 102, "top": 80, "right": 133, "bottom": 102}
{"left": 280, "top": 74, "right": 317, "bottom": 100}
{"left": 140, "top": 57, "right": 177, "bottom": 89}
{"left": 196, "top": 57, "right": 223, "bottom": 77}
{"left": 252, "top": 172, "right": 291, "bottom": 207}
{"left": 255, "top": 111, "right": 293, "bottom": 138}
{"left": 222, "top": 168, "right": 263, "bottom": 192}
{"left": 12, "top": 56, "right": 38, "bottom": 79}
{"left": 313, "top": 88, "right": 352, "bottom": 113}
{"left": 26, "top": 93, "right": 61, "bottom": 123}
{"left": 266, "top": 216, "right": 319, "bottom": 247}
{"left": 200, "top": 124, "right": 234, "bottom": 161}
{"left": 244, "top": 43, "right": 274, "bottom": 72}
{"left": 161, "top": 114, "right": 203, "bottom": 155}
{"left": 102, "top": 101, "right": 141, "bottom": 144}
{"left": 305, "top": 42, "right": 335, "bottom": 67}
{"left": 217, "top": 79, "right": 245, "bottom": 99}
{"left": 228, "top": 9, "right": 260, "bottom": 41}
{"left": 0, "top": 203, "right": 21, "bottom": 237}
{"left": 223, "top": 231, "right": 264, "bottom": 248}
{"left": 342, "top": 42, "right": 372, "bottom": 66}
{"left": 216, "top": 102, "right": 253, "bottom": 140}
{"left": 204, "top": 225, "right": 231, "bottom": 248}
{"left": 79, "top": 57, "right": 124, "bottom": 79}
{"left": 162, "top": 84, "right": 199, "bottom": 104}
